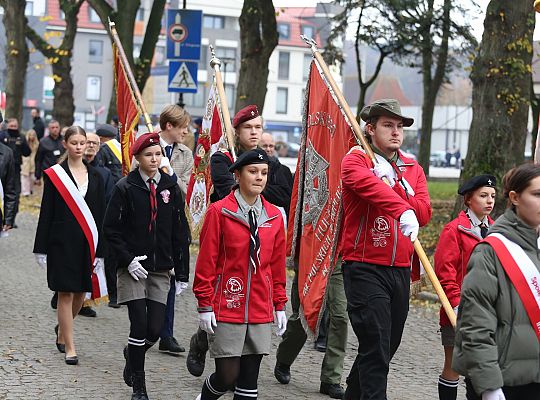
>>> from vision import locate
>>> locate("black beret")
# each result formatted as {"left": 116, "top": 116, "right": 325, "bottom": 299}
{"left": 229, "top": 148, "right": 269, "bottom": 172}
{"left": 458, "top": 174, "right": 497, "bottom": 195}
{"left": 96, "top": 124, "right": 117, "bottom": 138}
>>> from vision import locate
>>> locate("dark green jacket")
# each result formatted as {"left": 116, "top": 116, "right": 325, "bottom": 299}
{"left": 453, "top": 208, "right": 540, "bottom": 395}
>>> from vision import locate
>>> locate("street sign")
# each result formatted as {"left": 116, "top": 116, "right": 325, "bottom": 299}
{"left": 168, "top": 61, "right": 198, "bottom": 93}
{"left": 166, "top": 9, "right": 202, "bottom": 61}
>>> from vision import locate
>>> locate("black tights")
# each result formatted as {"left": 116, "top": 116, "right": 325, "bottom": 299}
{"left": 126, "top": 298, "right": 166, "bottom": 372}
{"left": 201, "top": 354, "right": 263, "bottom": 399}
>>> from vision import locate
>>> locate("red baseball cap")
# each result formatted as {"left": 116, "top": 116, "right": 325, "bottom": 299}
{"left": 232, "top": 104, "right": 260, "bottom": 128}
{"left": 130, "top": 132, "right": 161, "bottom": 156}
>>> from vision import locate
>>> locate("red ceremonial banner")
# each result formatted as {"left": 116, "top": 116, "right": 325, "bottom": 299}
{"left": 288, "top": 61, "right": 354, "bottom": 335}
{"left": 114, "top": 44, "right": 140, "bottom": 176}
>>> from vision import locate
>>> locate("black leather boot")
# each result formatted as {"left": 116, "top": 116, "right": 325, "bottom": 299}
{"left": 131, "top": 371, "right": 149, "bottom": 400}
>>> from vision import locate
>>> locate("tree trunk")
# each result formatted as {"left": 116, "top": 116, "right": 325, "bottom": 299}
{"left": 530, "top": 76, "right": 540, "bottom": 160}
{"left": 235, "top": 0, "right": 278, "bottom": 113}
{"left": 455, "top": 0, "right": 534, "bottom": 218}
{"left": 51, "top": 57, "right": 75, "bottom": 126}
{"left": 1, "top": 0, "right": 29, "bottom": 122}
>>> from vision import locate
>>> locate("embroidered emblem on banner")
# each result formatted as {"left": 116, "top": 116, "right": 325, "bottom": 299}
{"left": 302, "top": 140, "right": 330, "bottom": 229}
{"left": 371, "top": 216, "right": 390, "bottom": 247}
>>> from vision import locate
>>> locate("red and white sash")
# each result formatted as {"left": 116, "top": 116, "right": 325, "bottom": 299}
{"left": 45, "top": 165, "right": 107, "bottom": 302}
{"left": 484, "top": 233, "right": 540, "bottom": 342}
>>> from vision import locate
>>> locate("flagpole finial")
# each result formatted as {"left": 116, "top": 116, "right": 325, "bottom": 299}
{"left": 209, "top": 45, "right": 221, "bottom": 69}
{"left": 301, "top": 35, "right": 318, "bottom": 51}
{"left": 108, "top": 17, "right": 115, "bottom": 29}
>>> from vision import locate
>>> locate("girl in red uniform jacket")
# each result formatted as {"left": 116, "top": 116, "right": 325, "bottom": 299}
{"left": 193, "top": 149, "right": 288, "bottom": 400}
{"left": 434, "top": 174, "right": 496, "bottom": 400}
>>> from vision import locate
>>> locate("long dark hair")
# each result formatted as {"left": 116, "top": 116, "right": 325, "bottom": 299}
{"left": 57, "top": 125, "right": 86, "bottom": 163}
{"left": 502, "top": 163, "right": 540, "bottom": 208}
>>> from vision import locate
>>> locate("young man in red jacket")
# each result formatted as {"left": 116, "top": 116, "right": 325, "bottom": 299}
{"left": 340, "top": 99, "right": 432, "bottom": 400}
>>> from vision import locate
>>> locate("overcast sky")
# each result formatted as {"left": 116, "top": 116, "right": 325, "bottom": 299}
{"left": 272, "top": 0, "right": 540, "bottom": 41}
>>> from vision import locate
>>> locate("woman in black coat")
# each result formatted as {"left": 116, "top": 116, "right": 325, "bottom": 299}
{"left": 33, "top": 126, "right": 105, "bottom": 365}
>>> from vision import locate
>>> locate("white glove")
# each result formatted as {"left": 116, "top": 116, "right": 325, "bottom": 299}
{"left": 35, "top": 253, "right": 47, "bottom": 269}
{"left": 275, "top": 310, "right": 287, "bottom": 336}
{"left": 175, "top": 281, "right": 189, "bottom": 295}
{"left": 453, "top": 305, "right": 459, "bottom": 316}
{"left": 93, "top": 257, "right": 105, "bottom": 274}
{"left": 159, "top": 156, "right": 174, "bottom": 176}
{"left": 127, "top": 255, "right": 148, "bottom": 281}
{"left": 399, "top": 210, "right": 419, "bottom": 242}
{"left": 482, "top": 388, "right": 506, "bottom": 400}
{"left": 371, "top": 162, "right": 395, "bottom": 186}
{"left": 199, "top": 311, "right": 217, "bottom": 334}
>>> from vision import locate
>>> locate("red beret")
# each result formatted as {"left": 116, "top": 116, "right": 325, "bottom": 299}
{"left": 233, "top": 104, "right": 260, "bottom": 128}
{"left": 131, "top": 132, "right": 161, "bottom": 156}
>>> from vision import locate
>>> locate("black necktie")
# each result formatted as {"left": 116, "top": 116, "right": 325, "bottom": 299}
{"left": 248, "top": 209, "right": 260, "bottom": 274}
{"left": 480, "top": 224, "right": 488, "bottom": 239}
{"left": 165, "top": 145, "right": 173, "bottom": 160}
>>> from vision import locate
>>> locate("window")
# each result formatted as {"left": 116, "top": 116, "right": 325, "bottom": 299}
{"left": 225, "top": 84, "right": 235, "bottom": 109}
{"left": 277, "top": 23, "right": 290, "bottom": 39}
{"left": 303, "top": 53, "right": 312, "bottom": 81}
{"left": 136, "top": 7, "right": 144, "bottom": 21}
{"left": 89, "top": 7, "right": 101, "bottom": 23}
{"left": 154, "top": 46, "right": 165, "bottom": 66}
{"left": 216, "top": 47, "right": 236, "bottom": 72}
{"left": 302, "top": 25, "right": 314, "bottom": 38}
{"left": 25, "top": 0, "right": 33, "bottom": 16}
{"left": 86, "top": 76, "right": 101, "bottom": 101}
{"left": 278, "top": 52, "right": 290, "bottom": 80}
{"left": 203, "top": 15, "right": 224, "bottom": 29}
{"left": 184, "top": 86, "right": 206, "bottom": 108}
{"left": 200, "top": 45, "right": 208, "bottom": 68}
{"left": 89, "top": 40, "right": 103, "bottom": 63}
{"left": 276, "top": 88, "right": 288, "bottom": 114}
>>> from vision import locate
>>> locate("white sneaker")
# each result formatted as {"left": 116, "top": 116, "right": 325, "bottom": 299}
{"left": 195, "top": 395, "right": 201, "bottom": 400}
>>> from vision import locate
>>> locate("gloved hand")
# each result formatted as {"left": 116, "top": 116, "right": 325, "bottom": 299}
{"left": 159, "top": 156, "right": 174, "bottom": 176}
{"left": 275, "top": 310, "right": 287, "bottom": 336}
{"left": 199, "top": 311, "right": 217, "bottom": 334}
{"left": 399, "top": 210, "right": 419, "bottom": 242}
{"left": 93, "top": 257, "right": 105, "bottom": 274}
{"left": 453, "top": 305, "right": 459, "bottom": 316}
{"left": 482, "top": 388, "right": 506, "bottom": 400}
{"left": 175, "top": 281, "right": 189, "bottom": 295}
{"left": 371, "top": 162, "right": 395, "bottom": 187}
{"left": 35, "top": 253, "right": 47, "bottom": 269}
{"left": 128, "top": 255, "right": 148, "bottom": 281}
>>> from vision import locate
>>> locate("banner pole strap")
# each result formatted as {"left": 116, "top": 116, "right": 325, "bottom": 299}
{"left": 301, "top": 35, "right": 456, "bottom": 328}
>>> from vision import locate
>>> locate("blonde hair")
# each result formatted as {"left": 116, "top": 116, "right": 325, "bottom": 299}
{"left": 25, "top": 129, "right": 39, "bottom": 151}
{"left": 159, "top": 105, "right": 190, "bottom": 130}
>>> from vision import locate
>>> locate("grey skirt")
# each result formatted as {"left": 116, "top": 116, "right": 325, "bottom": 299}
{"left": 117, "top": 268, "right": 170, "bottom": 305}
{"left": 208, "top": 322, "right": 272, "bottom": 358}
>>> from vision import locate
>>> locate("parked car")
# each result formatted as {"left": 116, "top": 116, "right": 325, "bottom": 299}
{"left": 430, "top": 151, "right": 447, "bottom": 167}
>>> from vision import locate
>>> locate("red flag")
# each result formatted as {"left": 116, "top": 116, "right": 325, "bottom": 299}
{"left": 186, "top": 81, "right": 224, "bottom": 238}
{"left": 288, "top": 61, "right": 354, "bottom": 335}
{"left": 113, "top": 44, "right": 140, "bottom": 176}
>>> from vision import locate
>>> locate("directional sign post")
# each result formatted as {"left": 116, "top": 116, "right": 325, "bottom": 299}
{"left": 168, "top": 61, "right": 198, "bottom": 93}
{"left": 166, "top": 9, "right": 202, "bottom": 61}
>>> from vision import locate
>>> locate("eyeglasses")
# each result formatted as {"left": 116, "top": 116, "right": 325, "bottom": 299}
{"left": 86, "top": 141, "right": 99, "bottom": 146}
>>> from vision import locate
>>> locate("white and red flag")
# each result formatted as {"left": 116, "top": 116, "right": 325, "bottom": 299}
{"left": 186, "top": 79, "right": 225, "bottom": 238}
{"left": 287, "top": 61, "right": 354, "bottom": 336}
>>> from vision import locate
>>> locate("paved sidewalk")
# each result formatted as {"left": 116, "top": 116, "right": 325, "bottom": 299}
{"left": 0, "top": 212, "right": 465, "bottom": 399}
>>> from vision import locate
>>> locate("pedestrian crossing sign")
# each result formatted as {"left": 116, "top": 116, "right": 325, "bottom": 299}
{"left": 168, "top": 61, "right": 198, "bottom": 93}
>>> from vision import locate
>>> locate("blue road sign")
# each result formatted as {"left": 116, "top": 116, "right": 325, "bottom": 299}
{"left": 168, "top": 60, "right": 198, "bottom": 93}
{"left": 166, "top": 9, "right": 202, "bottom": 61}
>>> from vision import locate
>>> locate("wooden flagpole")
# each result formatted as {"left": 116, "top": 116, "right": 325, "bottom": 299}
{"left": 209, "top": 45, "right": 237, "bottom": 161}
{"left": 108, "top": 20, "right": 154, "bottom": 134}
{"left": 301, "top": 35, "right": 457, "bottom": 327}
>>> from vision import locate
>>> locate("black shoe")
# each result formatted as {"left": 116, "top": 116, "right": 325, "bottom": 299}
{"left": 159, "top": 336, "right": 185, "bottom": 355}
{"left": 123, "top": 346, "right": 132, "bottom": 387}
{"left": 314, "top": 340, "right": 327, "bottom": 352}
{"left": 78, "top": 306, "right": 97, "bottom": 317}
{"left": 186, "top": 333, "right": 206, "bottom": 377}
{"left": 131, "top": 371, "right": 149, "bottom": 400}
{"left": 274, "top": 362, "right": 291, "bottom": 384}
{"left": 55, "top": 324, "right": 65, "bottom": 353}
{"left": 51, "top": 292, "right": 58, "bottom": 310}
{"left": 320, "top": 382, "right": 345, "bottom": 399}
{"left": 108, "top": 300, "right": 121, "bottom": 309}
{"left": 65, "top": 355, "right": 79, "bottom": 365}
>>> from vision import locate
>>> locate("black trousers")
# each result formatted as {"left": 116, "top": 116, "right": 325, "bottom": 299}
{"left": 104, "top": 246, "right": 117, "bottom": 302}
{"left": 343, "top": 262, "right": 410, "bottom": 400}
{"left": 466, "top": 378, "right": 540, "bottom": 400}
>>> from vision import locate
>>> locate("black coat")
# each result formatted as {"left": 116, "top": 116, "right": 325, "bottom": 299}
{"left": 34, "top": 135, "right": 64, "bottom": 180}
{"left": 0, "top": 142, "right": 17, "bottom": 227}
{"left": 0, "top": 130, "right": 30, "bottom": 170}
{"left": 33, "top": 161, "right": 106, "bottom": 292}
{"left": 97, "top": 143, "right": 123, "bottom": 183}
{"left": 103, "top": 169, "right": 190, "bottom": 282}
{"left": 33, "top": 117, "right": 45, "bottom": 140}
{"left": 209, "top": 150, "right": 293, "bottom": 216}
